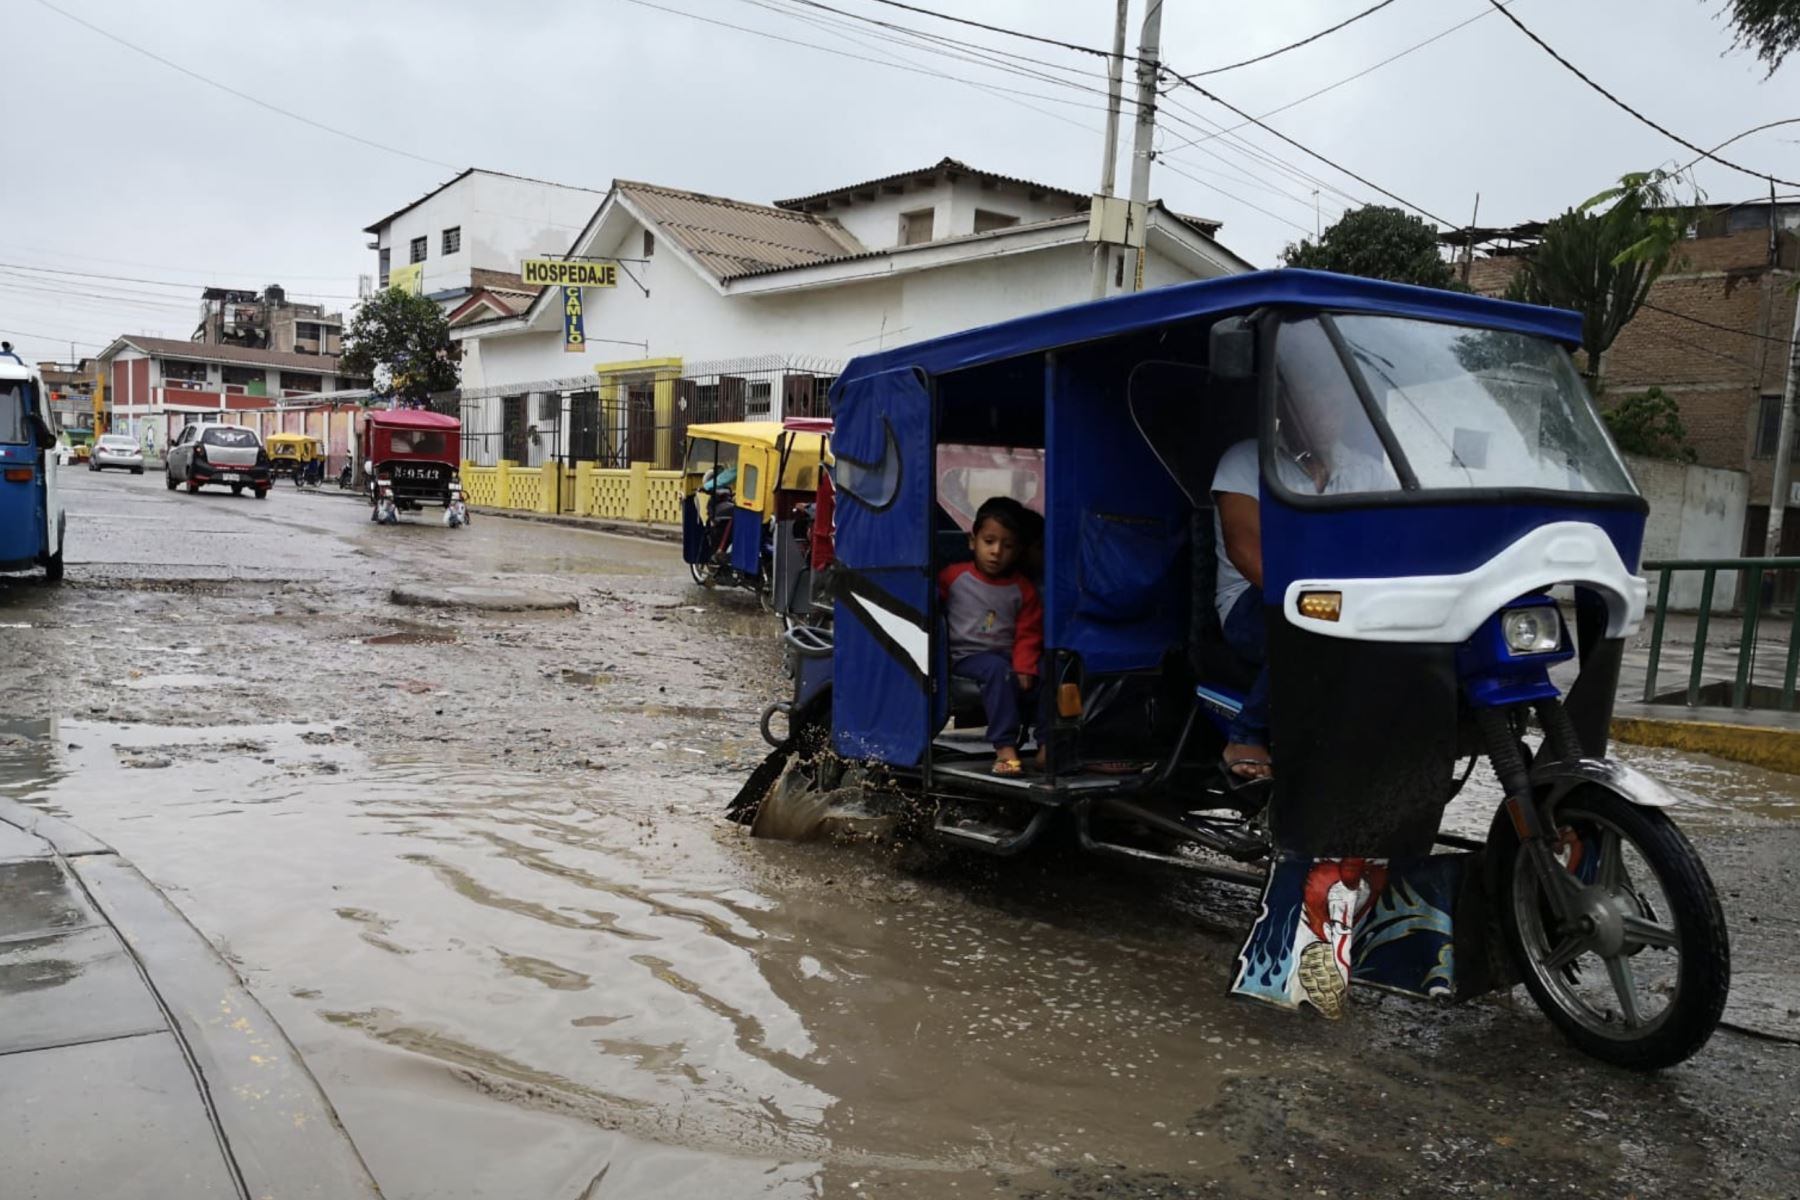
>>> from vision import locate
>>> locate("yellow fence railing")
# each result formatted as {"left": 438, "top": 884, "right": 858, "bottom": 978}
{"left": 462, "top": 460, "right": 683, "bottom": 525}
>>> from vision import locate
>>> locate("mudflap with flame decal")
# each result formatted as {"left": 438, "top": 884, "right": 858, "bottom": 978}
{"left": 1231, "top": 850, "right": 1496, "bottom": 1015}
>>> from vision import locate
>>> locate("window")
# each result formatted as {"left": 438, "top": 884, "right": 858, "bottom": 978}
{"left": 162, "top": 360, "right": 208, "bottom": 385}
{"left": 0, "top": 382, "right": 29, "bottom": 445}
{"left": 409, "top": 236, "right": 427, "bottom": 264}
{"left": 442, "top": 226, "right": 461, "bottom": 255}
{"left": 898, "top": 208, "right": 935, "bottom": 246}
{"left": 201, "top": 426, "right": 258, "bottom": 448}
{"left": 1754, "top": 394, "right": 1797, "bottom": 459}
{"left": 295, "top": 322, "right": 320, "bottom": 343}
{"left": 279, "top": 371, "right": 323, "bottom": 393}
{"left": 643, "top": 230, "right": 655, "bottom": 258}
{"left": 378, "top": 247, "right": 390, "bottom": 288}
{"left": 747, "top": 380, "right": 773, "bottom": 417}
{"left": 220, "top": 365, "right": 265, "bottom": 389}
{"left": 973, "top": 209, "right": 1019, "bottom": 233}
{"left": 741, "top": 462, "right": 760, "bottom": 503}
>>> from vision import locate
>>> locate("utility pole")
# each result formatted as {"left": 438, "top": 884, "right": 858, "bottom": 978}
{"left": 1125, "top": 0, "right": 1164, "bottom": 292}
{"left": 1762, "top": 292, "right": 1800, "bottom": 556}
{"left": 1088, "top": 0, "right": 1129, "bottom": 300}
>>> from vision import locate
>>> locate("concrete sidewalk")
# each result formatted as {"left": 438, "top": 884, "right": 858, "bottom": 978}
{"left": 0, "top": 797, "right": 380, "bottom": 1199}
{"left": 1611, "top": 608, "right": 1800, "bottom": 770}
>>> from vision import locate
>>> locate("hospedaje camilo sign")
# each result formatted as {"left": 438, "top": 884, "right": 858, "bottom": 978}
{"left": 521, "top": 259, "right": 617, "bottom": 353}
{"left": 561, "top": 287, "right": 585, "bottom": 353}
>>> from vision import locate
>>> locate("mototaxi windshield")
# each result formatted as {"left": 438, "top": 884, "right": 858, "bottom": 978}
{"left": 1270, "top": 314, "right": 1636, "bottom": 500}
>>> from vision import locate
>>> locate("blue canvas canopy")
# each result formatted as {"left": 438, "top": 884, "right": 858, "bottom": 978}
{"left": 826, "top": 269, "right": 1587, "bottom": 767}
{"left": 837, "top": 268, "right": 1582, "bottom": 386}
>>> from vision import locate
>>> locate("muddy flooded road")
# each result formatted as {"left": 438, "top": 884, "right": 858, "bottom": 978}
{"left": 3, "top": 471, "right": 1797, "bottom": 1199}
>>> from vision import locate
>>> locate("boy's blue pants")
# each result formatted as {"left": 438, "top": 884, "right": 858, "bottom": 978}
{"left": 952, "top": 652, "right": 1050, "bottom": 750}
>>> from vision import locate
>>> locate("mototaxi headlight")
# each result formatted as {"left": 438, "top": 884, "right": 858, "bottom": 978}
{"left": 1502, "top": 607, "right": 1562, "bottom": 654}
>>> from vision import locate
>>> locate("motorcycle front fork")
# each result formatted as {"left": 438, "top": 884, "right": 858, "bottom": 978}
{"left": 1477, "top": 698, "right": 1586, "bottom": 918}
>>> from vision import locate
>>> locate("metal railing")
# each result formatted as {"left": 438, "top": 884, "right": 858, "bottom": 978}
{"left": 1641, "top": 556, "right": 1800, "bottom": 709}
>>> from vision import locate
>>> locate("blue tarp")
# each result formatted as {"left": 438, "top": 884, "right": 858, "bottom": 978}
{"left": 831, "top": 367, "right": 934, "bottom": 765}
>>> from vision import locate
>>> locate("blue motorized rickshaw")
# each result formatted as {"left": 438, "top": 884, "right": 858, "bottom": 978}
{"left": 0, "top": 347, "right": 66, "bottom": 582}
{"left": 740, "top": 269, "right": 1728, "bottom": 1070}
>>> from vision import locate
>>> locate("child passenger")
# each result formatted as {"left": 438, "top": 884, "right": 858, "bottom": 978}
{"left": 938, "top": 496, "right": 1043, "bottom": 776}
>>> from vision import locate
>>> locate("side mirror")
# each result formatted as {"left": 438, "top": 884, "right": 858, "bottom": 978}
{"left": 31, "top": 416, "right": 57, "bottom": 452}
{"left": 1210, "top": 316, "right": 1255, "bottom": 382}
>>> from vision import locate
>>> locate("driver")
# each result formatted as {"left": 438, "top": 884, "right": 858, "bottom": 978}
{"left": 1213, "top": 322, "right": 1398, "bottom": 783}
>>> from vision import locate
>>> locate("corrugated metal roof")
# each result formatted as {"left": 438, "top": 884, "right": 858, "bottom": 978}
{"left": 107, "top": 335, "right": 345, "bottom": 373}
{"left": 616, "top": 182, "right": 864, "bottom": 280}
{"left": 775, "top": 157, "right": 1088, "bottom": 211}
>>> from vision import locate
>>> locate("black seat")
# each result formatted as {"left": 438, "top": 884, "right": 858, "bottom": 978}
{"left": 1189, "top": 507, "right": 1259, "bottom": 692}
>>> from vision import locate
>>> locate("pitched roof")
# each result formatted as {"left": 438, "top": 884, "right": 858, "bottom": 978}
{"left": 775, "top": 157, "right": 1089, "bottom": 211}
{"left": 105, "top": 335, "right": 344, "bottom": 373}
{"left": 362, "top": 168, "right": 604, "bottom": 234}
{"left": 616, "top": 181, "right": 864, "bottom": 280}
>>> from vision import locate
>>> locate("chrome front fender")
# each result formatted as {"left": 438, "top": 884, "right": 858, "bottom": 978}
{"left": 1528, "top": 756, "right": 1682, "bottom": 810}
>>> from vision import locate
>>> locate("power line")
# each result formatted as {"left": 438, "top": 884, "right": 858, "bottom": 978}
{"left": 1483, "top": 0, "right": 1800, "bottom": 189}
{"left": 1159, "top": 159, "right": 1315, "bottom": 235}
{"left": 0, "top": 262, "right": 358, "bottom": 301}
{"left": 751, "top": 0, "right": 1323, "bottom": 217}
{"left": 763, "top": 0, "right": 1108, "bottom": 83}
{"left": 0, "top": 327, "right": 110, "bottom": 350}
{"left": 31, "top": 0, "right": 459, "bottom": 171}
{"left": 1638, "top": 300, "right": 1795, "bottom": 347}
{"left": 615, "top": 0, "right": 1128, "bottom": 112}
{"left": 1161, "top": 69, "right": 1455, "bottom": 226}
{"left": 1163, "top": 1, "right": 1504, "bottom": 155}
{"left": 848, "top": 0, "right": 1123, "bottom": 61}
{"left": 1182, "top": 0, "right": 1404, "bottom": 78}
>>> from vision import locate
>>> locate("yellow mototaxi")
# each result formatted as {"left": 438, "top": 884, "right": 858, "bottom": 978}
{"left": 265, "top": 433, "right": 322, "bottom": 480}
{"left": 680, "top": 420, "right": 829, "bottom": 611}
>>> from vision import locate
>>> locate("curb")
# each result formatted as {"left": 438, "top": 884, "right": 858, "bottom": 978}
{"left": 469, "top": 505, "right": 683, "bottom": 544}
{"left": 1611, "top": 714, "right": 1800, "bottom": 774}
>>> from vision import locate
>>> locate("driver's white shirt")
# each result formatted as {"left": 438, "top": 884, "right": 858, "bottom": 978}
{"left": 1210, "top": 438, "right": 1398, "bottom": 622}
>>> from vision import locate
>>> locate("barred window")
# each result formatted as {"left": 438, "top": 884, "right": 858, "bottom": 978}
{"left": 443, "top": 226, "right": 461, "bottom": 255}
{"left": 409, "top": 236, "right": 427, "bottom": 264}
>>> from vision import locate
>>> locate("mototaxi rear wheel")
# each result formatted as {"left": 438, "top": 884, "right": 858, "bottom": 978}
{"left": 1491, "top": 785, "right": 1729, "bottom": 1070}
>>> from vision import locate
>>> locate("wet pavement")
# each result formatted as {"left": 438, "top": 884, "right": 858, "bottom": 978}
{"left": 1, "top": 471, "right": 1796, "bottom": 1199}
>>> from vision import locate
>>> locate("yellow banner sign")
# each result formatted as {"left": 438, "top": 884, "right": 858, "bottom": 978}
{"left": 523, "top": 258, "right": 618, "bottom": 288}
{"left": 387, "top": 262, "right": 423, "bottom": 295}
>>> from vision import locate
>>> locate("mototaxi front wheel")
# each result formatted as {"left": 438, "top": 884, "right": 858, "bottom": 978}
{"left": 1491, "top": 785, "right": 1729, "bottom": 1070}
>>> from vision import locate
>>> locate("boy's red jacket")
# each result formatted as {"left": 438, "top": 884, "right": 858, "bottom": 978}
{"left": 937, "top": 562, "right": 1043, "bottom": 676}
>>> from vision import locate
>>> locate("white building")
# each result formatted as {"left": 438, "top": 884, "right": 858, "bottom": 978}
{"left": 450, "top": 159, "right": 1251, "bottom": 466}
{"left": 364, "top": 167, "right": 605, "bottom": 309}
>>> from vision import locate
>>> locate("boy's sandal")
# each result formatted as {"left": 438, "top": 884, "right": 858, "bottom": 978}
{"left": 992, "top": 756, "right": 1025, "bottom": 777}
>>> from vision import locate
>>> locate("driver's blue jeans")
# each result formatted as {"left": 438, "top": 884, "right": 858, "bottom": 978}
{"left": 1222, "top": 587, "right": 1271, "bottom": 749}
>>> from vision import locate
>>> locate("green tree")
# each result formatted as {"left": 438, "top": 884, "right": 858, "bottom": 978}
{"left": 1601, "top": 386, "right": 1697, "bottom": 461}
{"left": 1721, "top": 0, "right": 1800, "bottom": 74}
{"left": 338, "top": 288, "right": 459, "bottom": 404}
{"left": 1280, "top": 205, "right": 1457, "bottom": 289}
{"left": 1504, "top": 170, "right": 1698, "bottom": 384}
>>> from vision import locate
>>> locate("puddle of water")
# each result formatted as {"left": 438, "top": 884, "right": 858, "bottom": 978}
{"left": 121, "top": 672, "right": 235, "bottom": 691}
{"left": 17, "top": 718, "right": 1275, "bottom": 1198}
{"left": 364, "top": 631, "right": 459, "bottom": 646}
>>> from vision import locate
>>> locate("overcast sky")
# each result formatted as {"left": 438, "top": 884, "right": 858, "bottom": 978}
{"left": 6, "top": 0, "right": 1794, "bottom": 366}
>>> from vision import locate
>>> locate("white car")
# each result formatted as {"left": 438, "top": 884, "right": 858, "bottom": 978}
{"left": 90, "top": 433, "right": 144, "bottom": 474}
